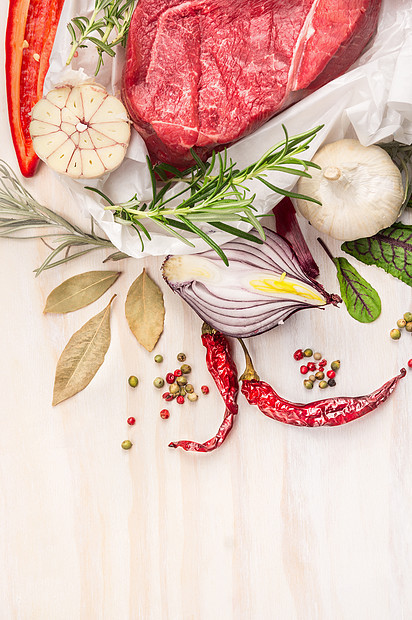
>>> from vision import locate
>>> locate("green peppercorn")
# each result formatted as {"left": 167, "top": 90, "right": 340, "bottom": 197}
{"left": 304, "top": 348, "right": 313, "bottom": 357}
{"left": 169, "top": 383, "right": 180, "bottom": 395}
{"left": 397, "top": 319, "right": 407, "bottom": 329}
{"left": 187, "top": 392, "right": 198, "bottom": 402}
{"left": 185, "top": 383, "right": 194, "bottom": 393}
{"left": 328, "top": 378, "right": 336, "bottom": 387}
{"left": 403, "top": 312, "right": 412, "bottom": 323}
{"left": 315, "top": 371, "right": 324, "bottom": 380}
{"left": 176, "top": 375, "right": 187, "bottom": 386}
{"left": 390, "top": 328, "right": 401, "bottom": 340}
{"left": 177, "top": 352, "right": 186, "bottom": 362}
{"left": 153, "top": 376, "right": 165, "bottom": 388}
{"left": 309, "top": 375, "right": 316, "bottom": 383}
{"left": 331, "top": 360, "right": 340, "bottom": 371}
{"left": 313, "top": 352, "right": 322, "bottom": 361}
{"left": 180, "top": 364, "right": 192, "bottom": 374}
{"left": 319, "top": 380, "right": 328, "bottom": 389}
{"left": 303, "top": 380, "right": 313, "bottom": 389}
{"left": 121, "top": 440, "right": 132, "bottom": 450}
{"left": 128, "top": 375, "right": 138, "bottom": 388}
{"left": 154, "top": 354, "right": 163, "bottom": 363}
{"left": 406, "top": 322, "right": 412, "bottom": 333}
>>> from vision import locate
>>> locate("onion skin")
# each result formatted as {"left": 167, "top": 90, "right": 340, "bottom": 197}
{"left": 162, "top": 228, "right": 340, "bottom": 338}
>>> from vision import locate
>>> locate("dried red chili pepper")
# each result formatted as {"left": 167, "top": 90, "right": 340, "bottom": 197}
{"left": 6, "top": 0, "right": 65, "bottom": 177}
{"left": 169, "top": 323, "right": 238, "bottom": 452}
{"left": 239, "top": 340, "right": 406, "bottom": 427}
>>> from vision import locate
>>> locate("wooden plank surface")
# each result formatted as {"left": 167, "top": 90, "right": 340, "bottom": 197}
{"left": 1, "top": 10, "right": 411, "bottom": 620}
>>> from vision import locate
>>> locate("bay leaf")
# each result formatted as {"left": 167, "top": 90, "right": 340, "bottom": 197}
{"left": 125, "top": 268, "right": 165, "bottom": 351}
{"left": 44, "top": 270, "right": 120, "bottom": 313}
{"left": 52, "top": 295, "right": 116, "bottom": 406}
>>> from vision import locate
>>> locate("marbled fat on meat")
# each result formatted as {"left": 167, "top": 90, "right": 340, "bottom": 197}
{"left": 122, "top": 0, "right": 382, "bottom": 167}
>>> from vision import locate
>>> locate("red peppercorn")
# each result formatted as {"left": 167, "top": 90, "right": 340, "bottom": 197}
{"left": 127, "top": 417, "right": 136, "bottom": 426}
{"left": 319, "top": 359, "right": 327, "bottom": 367}
{"left": 408, "top": 359, "right": 412, "bottom": 368}
{"left": 166, "top": 373, "right": 175, "bottom": 384}
{"left": 307, "top": 362, "right": 316, "bottom": 371}
{"left": 162, "top": 392, "right": 174, "bottom": 401}
{"left": 201, "top": 385, "right": 210, "bottom": 394}
{"left": 327, "top": 370, "right": 336, "bottom": 379}
{"left": 160, "top": 409, "right": 170, "bottom": 419}
{"left": 174, "top": 369, "right": 182, "bottom": 377}
{"left": 176, "top": 395, "right": 185, "bottom": 404}
{"left": 293, "top": 349, "right": 304, "bottom": 361}
{"left": 300, "top": 365, "right": 309, "bottom": 375}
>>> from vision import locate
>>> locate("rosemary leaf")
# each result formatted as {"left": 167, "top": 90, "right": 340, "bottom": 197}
{"left": 0, "top": 160, "right": 120, "bottom": 274}
{"left": 67, "top": 0, "right": 137, "bottom": 75}
{"left": 109, "top": 125, "right": 323, "bottom": 262}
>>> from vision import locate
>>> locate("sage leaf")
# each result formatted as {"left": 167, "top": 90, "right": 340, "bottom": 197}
{"left": 125, "top": 268, "right": 165, "bottom": 351}
{"left": 52, "top": 295, "right": 116, "bottom": 406}
{"left": 333, "top": 257, "right": 381, "bottom": 323}
{"left": 342, "top": 223, "right": 412, "bottom": 287}
{"left": 44, "top": 270, "right": 120, "bottom": 313}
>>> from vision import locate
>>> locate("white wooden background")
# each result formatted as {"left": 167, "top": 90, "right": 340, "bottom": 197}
{"left": 1, "top": 12, "right": 412, "bottom": 620}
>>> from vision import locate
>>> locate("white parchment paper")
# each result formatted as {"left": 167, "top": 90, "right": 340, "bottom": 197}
{"left": 45, "top": 0, "right": 412, "bottom": 258}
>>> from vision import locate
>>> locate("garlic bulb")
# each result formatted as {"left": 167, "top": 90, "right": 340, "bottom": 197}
{"left": 29, "top": 83, "right": 130, "bottom": 178}
{"left": 296, "top": 139, "right": 404, "bottom": 241}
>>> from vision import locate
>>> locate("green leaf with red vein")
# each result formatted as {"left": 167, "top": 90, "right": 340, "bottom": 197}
{"left": 342, "top": 223, "right": 412, "bottom": 288}
{"left": 333, "top": 257, "right": 381, "bottom": 323}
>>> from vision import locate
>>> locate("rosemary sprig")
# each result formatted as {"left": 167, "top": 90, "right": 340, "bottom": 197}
{"left": 0, "top": 161, "right": 126, "bottom": 276}
{"left": 104, "top": 125, "right": 323, "bottom": 265}
{"left": 67, "top": 0, "right": 137, "bottom": 75}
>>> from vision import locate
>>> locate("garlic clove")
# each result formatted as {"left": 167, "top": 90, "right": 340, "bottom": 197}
{"left": 67, "top": 148, "right": 82, "bottom": 178}
{"left": 31, "top": 98, "right": 61, "bottom": 126}
{"left": 47, "top": 140, "right": 76, "bottom": 174}
{"left": 80, "top": 84, "right": 107, "bottom": 121}
{"left": 89, "top": 96, "right": 129, "bottom": 123}
{"left": 97, "top": 144, "right": 127, "bottom": 169}
{"left": 60, "top": 122, "right": 76, "bottom": 137}
{"left": 46, "top": 86, "right": 71, "bottom": 109}
{"left": 65, "top": 86, "right": 83, "bottom": 119}
{"left": 61, "top": 107, "right": 81, "bottom": 126}
{"left": 29, "top": 82, "right": 131, "bottom": 178}
{"left": 93, "top": 121, "right": 131, "bottom": 144}
{"left": 30, "top": 120, "right": 59, "bottom": 136}
{"left": 87, "top": 128, "right": 117, "bottom": 148}
{"left": 80, "top": 149, "right": 106, "bottom": 178}
{"left": 77, "top": 129, "right": 95, "bottom": 150}
{"left": 32, "top": 130, "right": 68, "bottom": 159}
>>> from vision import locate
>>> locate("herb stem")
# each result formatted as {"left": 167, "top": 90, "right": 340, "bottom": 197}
{"left": 67, "top": 0, "right": 137, "bottom": 74}
{"left": 317, "top": 237, "right": 335, "bottom": 263}
{"left": 0, "top": 160, "right": 123, "bottom": 275}
{"left": 106, "top": 125, "right": 324, "bottom": 260}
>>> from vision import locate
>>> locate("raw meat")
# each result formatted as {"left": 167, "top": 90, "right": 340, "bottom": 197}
{"left": 122, "top": 0, "right": 381, "bottom": 168}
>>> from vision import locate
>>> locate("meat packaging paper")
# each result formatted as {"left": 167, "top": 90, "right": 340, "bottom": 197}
{"left": 45, "top": 0, "right": 412, "bottom": 258}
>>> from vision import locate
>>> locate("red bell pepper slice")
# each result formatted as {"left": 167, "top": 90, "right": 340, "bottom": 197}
{"left": 5, "top": 0, "right": 65, "bottom": 177}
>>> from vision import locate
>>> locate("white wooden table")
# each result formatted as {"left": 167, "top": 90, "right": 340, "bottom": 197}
{"left": 1, "top": 11, "right": 412, "bottom": 620}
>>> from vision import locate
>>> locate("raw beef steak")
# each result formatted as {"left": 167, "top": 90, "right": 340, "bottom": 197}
{"left": 122, "top": 0, "right": 381, "bottom": 168}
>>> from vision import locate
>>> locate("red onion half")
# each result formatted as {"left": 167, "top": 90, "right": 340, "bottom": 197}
{"left": 162, "top": 228, "right": 340, "bottom": 338}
